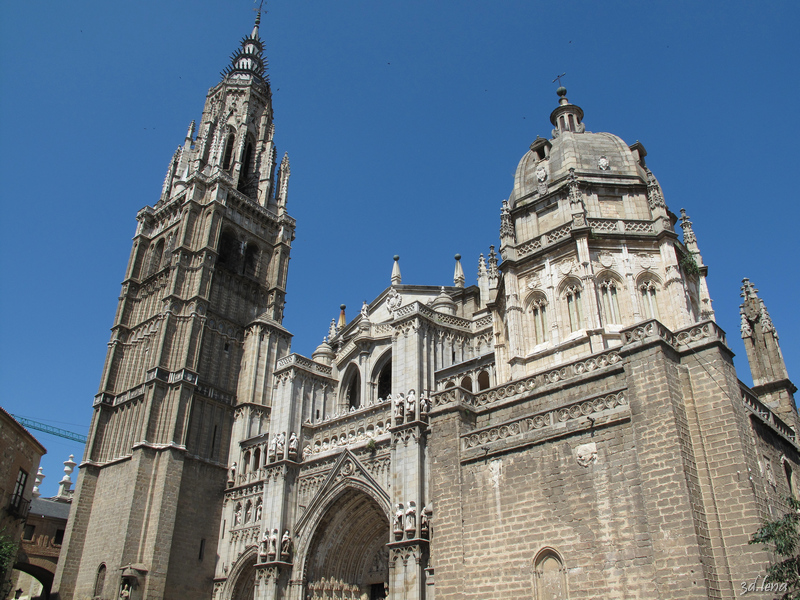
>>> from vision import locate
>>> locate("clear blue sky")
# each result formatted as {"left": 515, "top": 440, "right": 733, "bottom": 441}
{"left": 1, "top": 1, "right": 798, "bottom": 496}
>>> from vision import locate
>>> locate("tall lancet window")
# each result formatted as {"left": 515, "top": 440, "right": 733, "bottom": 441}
{"left": 639, "top": 280, "right": 659, "bottom": 319}
{"left": 564, "top": 284, "right": 583, "bottom": 332}
{"left": 527, "top": 295, "right": 549, "bottom": 345}
{"left": 221, "top": 133, "right": 235, "bottom": 170}
{"left": 599, "top": 279, "right": 621, "bottom": 324}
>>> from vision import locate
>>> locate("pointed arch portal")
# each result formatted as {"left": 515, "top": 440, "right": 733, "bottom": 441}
{"left": 305, "top": 488, "right": 389, "bottom": 600}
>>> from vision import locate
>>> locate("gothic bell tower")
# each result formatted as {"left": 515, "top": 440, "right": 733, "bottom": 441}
{"left": 53, "top": 14, "right": 295, "bottom": 600}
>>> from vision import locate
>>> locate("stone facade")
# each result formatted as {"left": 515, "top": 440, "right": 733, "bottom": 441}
{"left": 54, "top": 16, "right": 799, "bottom": 600}
{"left": 0, "top": 407, "right": 46, "bottom": 593}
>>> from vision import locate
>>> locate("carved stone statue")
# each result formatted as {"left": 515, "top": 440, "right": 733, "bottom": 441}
{"left": 119, "top": 582, "right": 131, "bottom": 600}
{"left": 268, "top": 436, "right": 277, "bottom": 462}
{"left": 405, "top": 501, "right": 416, "bottom": 536}
{"left": 361, "top": 301, "right": 369, "bottom": 319}
{"left": 268, "top": 528, "right": 278, "bottom": 559}
{"left": 419, "top": 393, "right": 430, "bottom": 416}
{"left": 394, "top": 503, "right": 404, "bottom": 533}
{"left": 227, "top": 462, "right": 236, "bottom": 486}
{"left": 233, "top": 503, "right": 242, "bottom": 526}
{"left": 405, "top": 389, "right": 417, "bottom": 421}
{"left": 421, "top": 503, "right": 432, "bottom": 538}
{"left": 259, "top": 532, "right": 269, "bottom": 561}
{"left": 281, "top": 530, "right": 293, "bottom": 562}
{"left": 276, "top": 432, "right": 286, "bottom": 460}
{"left": 394, "top": 393, "right": 405, "bottom": 424}
{"left": 255, "top": 500, "right": 262, "bottom": 522}
{"left": 288, "top": 432, "right": 299, "bottom": 460}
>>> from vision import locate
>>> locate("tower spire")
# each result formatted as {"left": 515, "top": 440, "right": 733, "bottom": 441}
{"left": 221, "top": 13, "right": 268, "bottom": 82}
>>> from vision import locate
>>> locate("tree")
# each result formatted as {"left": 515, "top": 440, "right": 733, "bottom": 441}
{"left": 749, "top": 496, "right": 800, "bottom": 599}
{"left": 0, "top": 529, "right": 19, "bottom": 599}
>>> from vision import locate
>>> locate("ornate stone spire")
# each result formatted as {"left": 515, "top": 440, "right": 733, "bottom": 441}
{"left": 499, "top": 200, "right": 515, "bottom": 243}
{"left": 391, "top": 255, "right": 402, "bottom": 285}
{"left": 221, "top": 13, "right": 268, "bottom": 82}
{"left": 679, "top": 209, "right": 696, "bottom": 246}
{"left": 739, "top": 278, "right": 796, "bottom": 424}
{"left": 453, "top": 254, "right": 465, "bottom": 288}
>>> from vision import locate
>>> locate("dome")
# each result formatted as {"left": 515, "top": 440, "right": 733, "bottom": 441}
{"left": 312, "top": 337, "right": 335, "bottom": 365}
{"left": 509, "top": 91, "right": 647, "bottom": 208}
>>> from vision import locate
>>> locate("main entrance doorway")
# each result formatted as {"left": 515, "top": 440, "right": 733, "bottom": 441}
{"left": 305, "top": 488, "right": 389, "bottom": 600}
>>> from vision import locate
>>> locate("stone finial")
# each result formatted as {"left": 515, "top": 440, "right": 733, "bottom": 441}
{"left": 328, "top": 319, "right": 337, "bottom": 339}
{"left": 57, "top": 454, "right": 77, "bottom": 498}
{"left": 679, "top": 209, "right": 696, "bottom": 245}
{"left": 478, "top": 253, "right": 486, "bottom": 277}
{"left": 645, "top": 168, "right": 666, "bottom": 210}
{"left": 487, "top": 246, "right": 499, "bottom": 282}
{"left": 32, "top": 467, "right": 44, "bottom": 499}
{"left": 338, "top": 304, "right": 347, "bottom": 329}
{"left": 391, "top": 255, "right": 402, "bottom": 285}
{"left": 499, "top": 200, "right": 515, "bottom": 242}
{"left": 185, "top": 120, "right": 196, "bottom": 143}
{"left": 453, "top": 254, "right": 465, "bottom": 288}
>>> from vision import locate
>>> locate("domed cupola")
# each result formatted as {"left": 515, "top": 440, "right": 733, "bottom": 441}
{"left": 431, "top": 287, "right": 457, "bottom": 316}
{"left": 221, "top": 13, "right": 268, "bottom": 82}
{"left": 509, "top": 88, "right": 643, "bottom": 208}
{"left": 550, "top": 86, "right": 584, "bottom": 136}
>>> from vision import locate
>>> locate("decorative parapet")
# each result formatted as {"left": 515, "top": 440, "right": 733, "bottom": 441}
{"left": 432, "top": 348, "right": 623, "bottom": 413}
{"left": 302, "top": 407, "right": 393, "bottom": 458}
{"left": 461, "top": 390, "right": 629, "bottom": 462}
{"left": 392, "top": 301, "right": 493, "bottom": 334}
{"left": 516, "top": 218, "right": 658, "bottom": 260}
{"left": 741, "top": 385, "right": 797, "bottom": 445}
{"left": 275, "top": 353, "right": 334, "bottom": 378}
{"left": 674, "top": 321, "right": 727, "bottom": 350}
{"left": 621, "top": 319, "right": 727, "bottom": 353}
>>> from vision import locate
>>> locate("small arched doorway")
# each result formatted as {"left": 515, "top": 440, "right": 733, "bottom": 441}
{"left": 305, "top": 488, "right": 389, "bottom": 599}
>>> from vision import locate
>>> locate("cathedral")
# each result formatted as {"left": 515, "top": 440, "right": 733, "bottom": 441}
{"left": 52, "top": 14, "right": 798, "bottom": 600}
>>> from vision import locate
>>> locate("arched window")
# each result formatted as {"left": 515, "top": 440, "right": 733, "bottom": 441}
{"left": 598, "top": 279, "right": 621, "bottom": 325}
{"left": 253, "top": 448, "right": 261, "bottom": 471}
{"left": 149, "top": 239, "right": 164, "bottom": 276}
{"left": 241, "top": 139, "right": 254, "bottom": 178}
{"left": 243, "top": 243, "right": 260, "bottom": 277}
{"left": 377, "top": 359, "right": 392, "bottom": 400}
{"left": 564, "top": 284, "right": 583, "bottom": 332}
{"left": 460, "top": 376, "right": 473, "bottom": 391}
{"left": 342, "top": 365, "right": 361, "bottom": 409}
{"left": 222, "top": 133, "right": 235, "bottom": 170}
{"left": 784, "top": 458, "right": 796, "bottom": 499}
{"left": 533, "top": 548, "right": 567, "bottom": 600}
{"left": 242, "top": 451, "right": 250, "bottom": 475}
{"left": 639, "top": 279, "right": 659, "bottom": 319}
{"left": 527, "top": 295, "right": 549, "bottom": 345}
{"left": 477, "top": 371, "right": 490, "bottom": 391}
{"left": 94, "top": 564, "right": 107, "bottom": 597}
{"left": 218, "top": 230, "right": 239, "bottom": 270}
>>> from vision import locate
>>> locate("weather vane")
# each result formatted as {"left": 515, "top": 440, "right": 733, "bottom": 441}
{"left": 552, "top": 73, "right": 566, "bottom": 86}
{"left": 253, "top": 0, "right": 266, "bottom": 17}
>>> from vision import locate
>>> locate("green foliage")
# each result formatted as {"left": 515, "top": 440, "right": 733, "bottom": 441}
{"left": 0, "top": 530, "right": 19, "bottom": 599}
{"left": 750, "top": 496, "right": 800, "bottom": 599}
{"left": 680, "top": 253, "right": 701, "bottom": 277}
{"left": 366, "top": 438, "right": 377, "bottom": 453}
